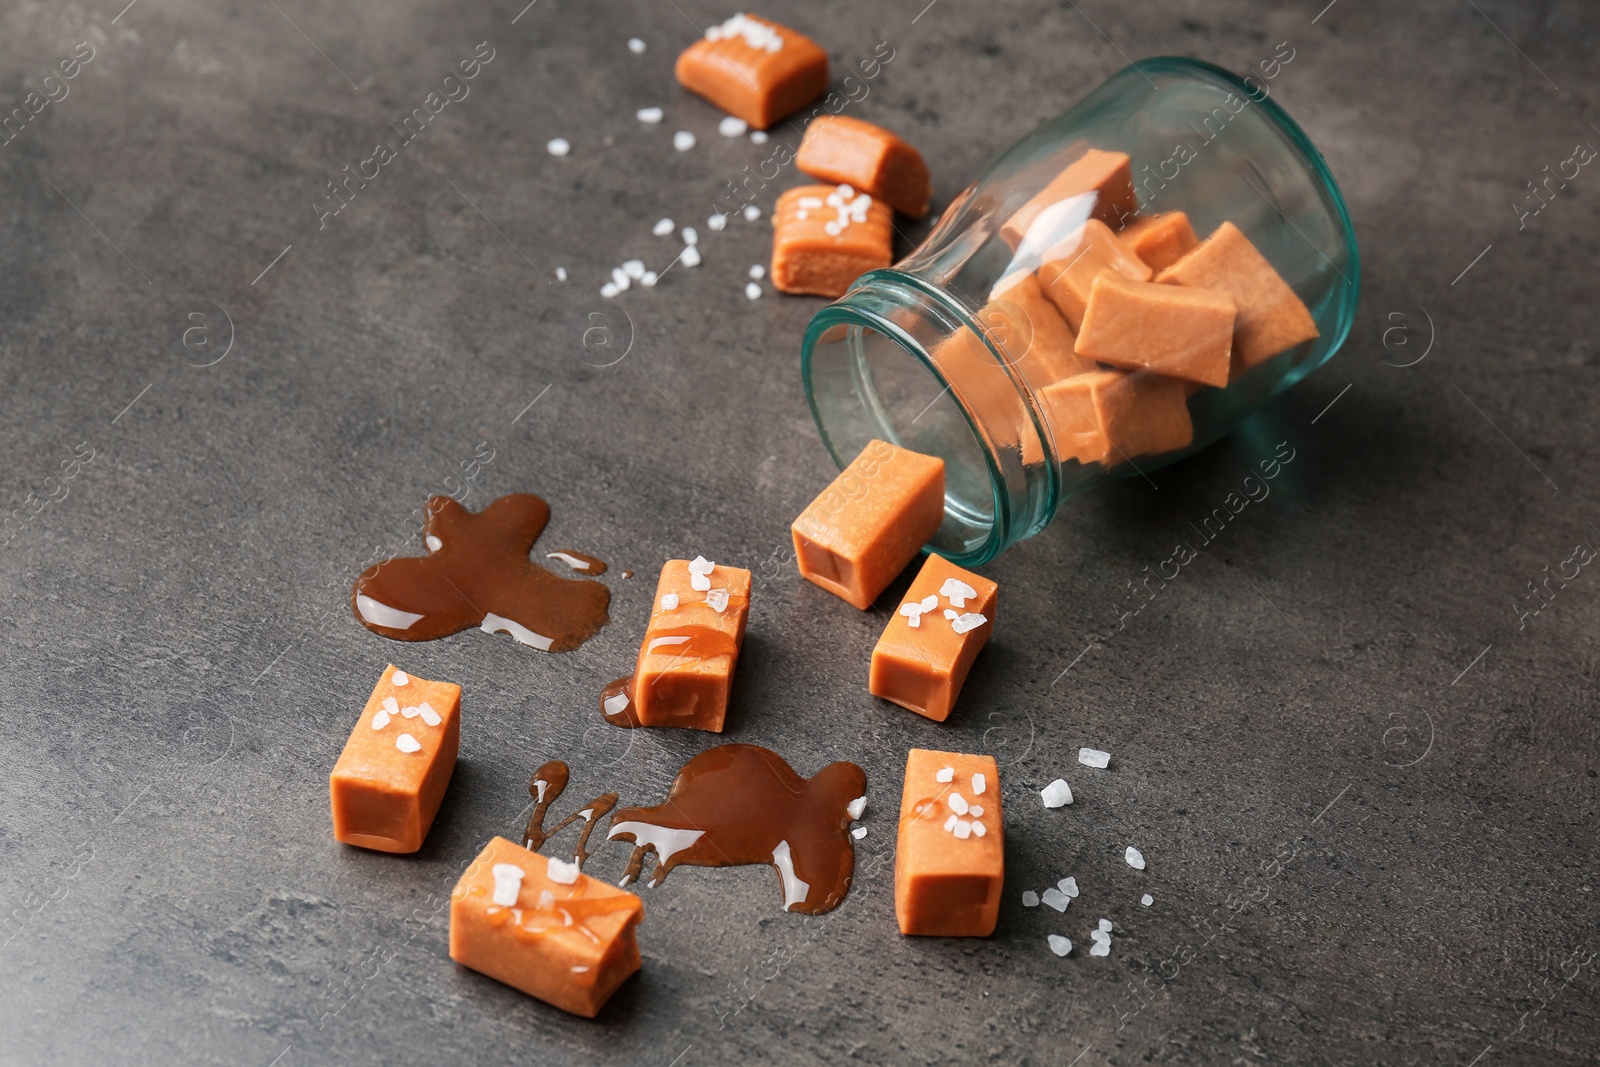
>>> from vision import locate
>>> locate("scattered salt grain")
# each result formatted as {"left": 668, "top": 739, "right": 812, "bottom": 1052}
{"left": 948, "top": 792, "right": 969, "bottom": 815}
{"left": 419, "top": 703, "right": 441, "bottom": 727}
{"left": 610, "top": 267, "right": 632, "bottom": 291}
{"left": 637, "top": 107, "right": 664, "bottom": 124}
{"left": 745, "top": 282, "right": 761, "bottom": 300}
{"left": 707, "top": 212, "right": 728, "bottom": 231}
{"left": 1089, "top": 939, "right": 1110, "bottom": 957}
{"left": 952, "top": 819, "right": 972, "bottom": 840}
{"left": 750, "top": 130, "right": 769, "bottom": 144}
{"left": 847, "top": 796, "right": 867, "bottom": 819}
{"left": 743, "top": 204, "right": 761, "bottom": 221}
{"left": 401, "top": 703, "right": 420, "bottom": 719}
{"left": 943, "top": 813, "right": 958, "bottom": 832}
{"left": 749, "top": 264, "right": 765, "bottom": 279}
{"left": 970, "top": 805, "right": 984, "bottom": 817}
{"left": 391, "top": 670, "right": 410, "bottom": 686}
{"left": 660, "top": 593, "right": 680, "bottom": 611}
{"left": 546, "top": 138, "right": 570, "bottom": 156}
{"left": 950, "top": 612, "right": 987, "bottom": 634}
{"left": 1048, "top": 934, "right": 1072, "bottom": 957}
{"left": 372, "top": 710, "right": 391, "bottom": 729}
{"left": 1099, "top": 918, "right": 1113, "bottom": 932}
{"left": 940, "top": 577, "right": 978, "bottom": 607}
{"left": 673, "top": 130, "right": 696, "bottom": 151}
{"left": 627, "top": 37, "right": 647, "bottom": 54}
{"left": 623, "top": 260, "right": 645, "bottom": 280}
{"left": 491, "top": 863, "right": 524, "bottom": 907}
{"left": 1141, "top": 893, "right": 1154, "bottom": 907}
{"left": 681, "top": 226, "right": 698, "bottom": 245}
{"left": 706, "top": 588, "right": 730, "bottom": 612}
{"left": 680, "top": 246, "right": 702, "bottom": 268}
{"left": 705, "top": 13, "right": 784, "bottom": 52}
{"left": 1040, "top": 887, "right": 1069, "bottom": 912}
{"left": 601, "top": 282, "right": 619, "bottom": 298}
{"left": 719, "top": 116, "right": 749, "bottom": 137}
{"left": 555, "top": 267, "right": 568, "bottom": 282}
{"left": 396, "top": 733, "right": 422, "bottom": 753}
{"left": 1059, "top": 877, "right": 1079, "bottom": 898}
{"left": 640, "top": 271, "right": 658, "bottom": 286}
{"left": 851, "top": 826, "right": 867, "bottom": 839}
{"left": 653, "top": 218, "right": 675, "bottom": 237}
{"left": 546, "top": 857, "right": 581, "bottom": 885}
{"left": 1041, "top": 779, "right": 1073, "bottom": 808}
{"left": 383, "top": 697, "right": 399, "bottom": 715}
{"left": 1022, "top": 890, "right": 1039, "bottom": 907}
{"left": 935, "top": 767, "right": 955, "bottom": 783}
{"left": 971, "top": 772, "right": 987, "bottom": 795}
{"left": 943, "top": 609, "right": 958, "bottom": 620}
{"left": 1125, "top": 846, "right": 1146, "bottom": 870}
{"left": 1079, "top": 747, "right": 1111, "bottom": 769}
{"left": 972, "top": 821, "right": 986, "bottom": 837}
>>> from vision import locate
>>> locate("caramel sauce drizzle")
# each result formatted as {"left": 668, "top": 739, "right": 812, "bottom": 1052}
{"left": 523, "top": 759, "right": 618, "bottom": 866}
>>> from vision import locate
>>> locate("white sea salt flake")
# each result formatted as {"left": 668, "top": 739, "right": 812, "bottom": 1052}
{"left": 851, "top": 826, "right": 867, "bottom": 839}
{"left": 970, "top": 805, "right": 984, "bottom": 817}
{"left": 935, "top": 767, "right": 954, "bottom": 783}
{"left": 1041, "top": 779, "right": 1073, "bottom": 807}
{"left": 383, "top": 697, "right": 399, "bottom": 715}
{"left": 1060, "top": 877, "right": 1079, "bottom": 898}
{"left": 628, "top": 37, "right": 647, "bottom": 54}
{"left": 706, "top": 588, "right": 730, "bottom": 612}
{"left": 1022, "top": 890, "right": 1040, "bottom": 907}
{"left": 799, "top": 196, "right": 823, "bottom": 209}
{"left": 419, "top": 703, "right": 441, "bottom": 727}
{"left": 1048, "top": 934, "right": 1072, "bottom": 957}
{"left": 689, "top": 555, "right": 714, "bottom": 575}
{"left": 372, "top": 710, "right": 391, "bottom": 729}
{"left": 611, "top": 266, "right": 631, "bottom": 291}
{"left": 750, "top": 130, "right": 768, "bottom": 144}
{"left": 943, "top": 609, "right": 958, "bottom": 620}
{"left": 396, "top": 733, "right": 422, "bottom": 753}
{"left": 837, "top": 183, "right": 855, "bottom": 199}
{"left": 705, "top": 13, "right": 784, "bottom": 52}
{"left": 681, "top": 226, "right": 699, "bottom": 245}
{"left": 546, "top": 857, "right": 580, "bottom": 885}
{"left": 660, "top": 593, "right": 680, "bottom": 611}
{"left": 681, "top": 246, "right": 702, "bottom": 268}
{"left": 1089, "top": 940, "right": 1110, "bottom": 957}
{"left": 745, "top": 282, "right": 761, "bottom": 300}
{"left": 951, "top": 612, "right": 987, "bottom": 634}
{"left": 653, "top": 218, "right": 675, "bottom": 236}
{"left": 491, "top": 863, "right": 524, "bottom": 906}
{"left": 1099, "top": 918, "right": 1113, "bottom": 932}
{"left": 637, "top": 107, "right": 664, "bottom": 124}
{"left": 953, "top": 819, "right": 972, "bottom": 840}
{"left": 919, "top": 595, "right": 938, "bottom": 613}
{"left": 673, "top": 130, "right": 696, "bottom": 151}
{"left": 555, "top": 267, "right": 568, "bottom": 281}
{"left": 971, "top": 773, "right": 987, "bottom": 795}
{"left": 401, "top": 704, "right": 420, "bottom": 718}
{"left": 847, "top": 796, "right": 866, "bottom": 819}
{"left": 623, "top": 259, "right": 645, "bottom": 279}
{"left": 943, "top": 813, "right": 958, "bottom": 832}
{"left": 743, "top": 204, "right": 761, "bottom": 221}
{"left": 1141, "top": 894, "right": 1154, "bottom": 907}
{"left": 824, "top": 220, "right": 842, "bottom": 237}
{"left": 1125, "top": 846, "right": 1146, "bottom": 870}
{"left": 719, "top": 116, "right": 749, "bottom": 137}
{"left": 948, "top": 793, "right": 969, "bottom": 815}
{"left": 899, "top": 600, "right": 926, "bottom": 627}
{"left": 749, "top": 264, "right": 765, "bottom": 279}
{"left": 391, "top": 670, "right": 410, "bottom": 686}
{"left": 601, "top": 282, "right": 619, "bottom": 298}
{"left": 1041, "top": 887, "right": 1069, "bottom": 912}
{"left": 1079, "top": 747, "right": 1111, "bottom": 768}
{"left": 707, "top": 212, "right": 728, "bottom": 231}
{"left": 640, "top": 271, "right": 658, "bottom": 286}
{"left": 971, "top": 820, "right": 986, "bottom": 837}
{"left": 546, "top": 137, "right": 570, "bottom": 156}
{"left": 940, "top": 577, "right": 978, "bottom": 607}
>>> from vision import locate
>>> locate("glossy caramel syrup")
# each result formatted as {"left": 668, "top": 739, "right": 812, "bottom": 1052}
{"left": 607, "top": 745, "right": 867, "bottom": 915}
{"left": 351, "top": 494, "right": 610, "bottom": 652}
{"left": 522, "top": 760, "right": 617, "bottom": 866}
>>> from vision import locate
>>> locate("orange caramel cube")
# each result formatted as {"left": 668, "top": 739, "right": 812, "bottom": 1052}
{"left": 1156, "top": 221, "right": 1319, "bottom": 375}
{"left": 629, "top": 558, "right": 752, "bottom": 732}
{"left": 895, "top": 749, "right": 1003, "bottom": 937}
{"left": 985, "top": 271, "right": 1096, "bottom": 386}
{"left": 330, "top": 665, "right": 461, "bottom": 853}
{"left": 674, "top": 14, "right": 828, "bottom": 130}
{"left": 449, "top": 836, "right": 643, "bottom": 1017}
{"left": 870, "top": 554, "right": 997, "bottom": 722}
{"left": 1039, "top": 369, "right": 1194, "bottom": 467}
{"left": 792, "top": 439, "right": 945, "bottom": 610}
{"left": 796, "top": 115, "right": 931, "bottom": 218}
{"left": 1001, "top": 148, "right": 1138, "bottom": 248}
{"left": 771, "top": 184, "right": 895, "bottom": 298}
{"left": 1118, "top": 211, "right": 1199, "bottom": 272}
{"left": 1076, "top": 272, "right": 1237, "bottom": 388}
{"left": 1036, "top": 218, "right": 1152, "bottom": 331}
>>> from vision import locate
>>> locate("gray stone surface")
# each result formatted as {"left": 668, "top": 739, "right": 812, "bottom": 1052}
{"left": 1, "top": 0, "right": 1597, "bottom": 1063}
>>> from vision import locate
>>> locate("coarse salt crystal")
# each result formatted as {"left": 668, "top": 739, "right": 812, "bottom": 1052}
{"left": 491, "top": 863, "right": 524, "bottom": 906}
{"left": 951, "top": 612, "right": 987, "bottom": 634}
{"left": 1048, "top": 934, "right": 1072, "bottom": 957}
{"left": 1141, "top": 893, "right": 1154, "bottom": 907}
{"left": 948, "top": 792, "right": 969, "bottom": 815}
{"left": 750, "top": 130, "right": 768, "bottom": 144}
{"left": 743, "top": 204, "right": 761, "bottom": 221}
{"left": 935, "top": 767, "right": 954, "bottom": 783}
{"left": 1089, "top": 940, "right": 1110, "bottom": 957}
{"left": 704, "top": 13, "right": 784, "bottom": 52}
{"left": 637, "top": 107, "right": 664, "bottom": 124}
{"left": 898, "top": 600, "right": 926, "bottom": 627}
{"left": 627, "top": 37, "right": 646, "bottom": 53}
{"left": 401, "top": 704, "right": 419, "bottom": 719}
{"left": 611, "top": 267, "right": 631, "bottom": 291}
{"left": 688, "top": 555, "right": 714, "bottom": 575}
{"left": 847, "top": 796, "right": 867, "bottom": 819}
{"left": 396, "top": 733, "right": 422, "bottom": 753}
{"left": 719, "top": 116, "right": 749, "bottom": 137}
{"left": 680, "top": 246, "right": 702, "bottom": 268}
{"left": 1022, "top": 890, "right": 1040, "bottom": 907}
{"left": 745, "top": 282, "right": 761, "bottom": 300}
{"left": 824, "top": 220, "right": 842, "bottom": 237}
{"left": 555, "top": 267, "right": 568, "bottom": 282}
{"left": 546, "top": 857, "right": 581, "bottom": 885}
{"left": 1125, "top": 846, "right": 1146, "bottom": 870}
{"left": 971, "top": 820, "right": 986, "bottom": 837}
{"left": 940, "top": 577, "right": 978, "bottom": 607}
{"left": 623, "top": 260, "right": 645, "bottom": 279}
{"left": 971, "top": 772, "right": 987, "bottom": 795}
{"left": 1040, "top": 887, "right": 1069, "bottom": 912}
{"left": 1099, "top": 918, "right": 1113, "bottom": 932}
{"left": 851, "top": 826, "right": 867, "bottom": 839}
{"left": 372, "top": 709, "right": 391, "bottom": 729}
{"left": 419, "top": 703, "right": 441, "bottom": 727}
{"left": 673, "top": 130, "right": 696, "bottom": 151}
{"left": 970, "top": 805, "right": 984, "bottom": 817}
{"left": 799, "top": 196, "right": 823, "bottom": 209}
{"left": 383, "top": 696, "right": 399, "bottom": 715}
{"left": 640, "top": 271, "right": 658, "bottom": 286}
{"left": 837, "top": 184, "right": 855, "bottom": 198}
{"left": 749, "top": 264, "right": 765, "bottom": 279}
{"left": 653, "top": 218, "right": 675, "bottom": 236}
{"left": 1041, "top": 779, "right": 1073, "bottom": 808}
{"left": 943, "top": 609, "right": 957, "bottom": 620}
{"left": 707, "top": 213, "right": 728, "bottom": 231}
{"left": 681, "top": 226, "right": 699, "bottom": 245}
{"left": 391, "top": 670, "right": 410, "bottom": 686}
{"left": 943, "top": 813, "right": 958, "bottom": 832}
{"left": 706, "top": 588, "right": 730, "bottom": 612}
{"left": 546, "top": 137, "right": 570, "bottom": 156}
{"left": 1059, "top": 877, "right": 1079, "bottom": 898}
{"left": 660, "top": 593, "right": 680, "bottom": 611}
{"left": 953, "top": 819, "right": 973, "bottom": 840}
{"left": 601, "top": 282, "right": 619, "bottom": 298}
{"left": 1079, "top": 747, "right": 1111, "bottom": 769}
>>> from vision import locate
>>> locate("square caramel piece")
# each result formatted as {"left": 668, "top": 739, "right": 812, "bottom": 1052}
{"left": 1001, "top": 148, "right": 1138, "bottom": 249}
{"left": 449, "top": 836, "right": 643, "bottom": 1018}
{"left": 674, "top": 14, "right": 827, "bottom": 130}
{"left": 870, "top": 554, "right": 996, "bottom": 722}
{"left": 772, "top": 184, "right": 895, "bottom": 298}
{"left": 1076, "top": 272, "right": 1237, "bottom": 388}
{"left": 626, "top": 558, "right": 752, "bottom": 732}
{"left": 330, "top": 665, "right": 461, "bottom": 854}
{"left": 1036, "top": 218, "right": 1152, "bottom": 331}
{"left": 791, "top": 439, "right": 945, "bottom": 610}
{"left": 796, "top": 115, "right": 931, "bottom": 218}
{"left": 1038, "top": 370, "right": 1194, "bottom": 467}
{"left": 1156, "top": 221, "right": 1319, "bottom": 376}
{"left": 895, "top": 749, "right": 1003, "bottom": 937}
{"left": 1118, "top": 211, "right": 1199, "bottom": 273}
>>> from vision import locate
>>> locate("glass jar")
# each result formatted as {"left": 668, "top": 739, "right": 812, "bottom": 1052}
{"left": 800, "top": 57, "right": 1359, "bottom": 565}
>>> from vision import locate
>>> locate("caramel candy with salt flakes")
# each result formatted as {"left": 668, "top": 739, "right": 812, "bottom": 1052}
{"left": 1001, "top": 148, "right": 1138, "bottom": 248}
{"left": 791, "top": 439, "right": 945, "bottom": 610}
{"left": 870, "top": 554, "right": 996, "bottom": 722}
{"left": 449, "top": 836, "right": 643, "bottom": 1017}
{"left": 674, "top": 14, "right": 827, "bottom": 130}
{"left": 1076, "top": 272, "right": 1237, "bottom": 388}
{"left": 1156, "top": 221, "right": 1319, "bottom": 377}
{"left": 330, "top": 665, "right": 461, "bottom": 853}
{"left": 1038, "top": 369, "right": 1193, "bottom": 467}
{"left": 629, "top": 558, "right": 752, "bottom": 732}
{"left": 1036, "top": 218, "right": 1152, "bottom": 331}
{"left": 796, "top": 115, "right": 931, "bottom": 218}
{"left": 1118, "top": 211, "right": 1199, "bottom": 272}
{"left": 771, "top": 184, "right": 895, "bottom": 298}
{"left": 895, "top": 749, "right": 1003, "bottom": 937}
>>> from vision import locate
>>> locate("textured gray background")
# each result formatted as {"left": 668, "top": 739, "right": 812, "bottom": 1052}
{"left": 1, "top": 0, "right": 1597, "bottom": 1064}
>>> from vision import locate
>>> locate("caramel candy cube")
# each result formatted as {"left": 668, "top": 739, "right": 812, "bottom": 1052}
{"left": 1118, "top": 211, "right": 1199, "bottom": 272}
{"left": 791, "top": 440, "right": 945, "bottom": 610}
{"left": 1001, "top": 148, "right": 1137, "bottom": 248}
{"left": 630, "top": 558, "right": 752, "bottom": 731}
{"left": 1039, "top": 370, "right": 1193, "bottom": 467}
{"left": 985, "top": 271, "right": 1096, "bottom": 385}
{"left": 449, "top": 836, "right": 643, "bottom": 1017}
{"left": 895, "top": 749, "right": 1003, "bottom": 937}
{"left": 330, "top": 665, "right": 461, "bottom": 853}
{"left": 1037, "top": 218, "right": 1152, "bottom": 331}
{"left": 772, "top": 184, "right": 894, "bottom": 298}
{"left": 1156, "top": 221, "right": 1319, "bottom": 375}
{"left": 674, "top": 14, "right": 827, "bottom": 130}
{"left": 870, "top": 554, "right": 997, "bottom": 722}
{"left": 1076, "top": 272, "right": 1236, "bottom": 388}
{"left": 796, "top": 115, "right": 931, "bottom": 218}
